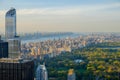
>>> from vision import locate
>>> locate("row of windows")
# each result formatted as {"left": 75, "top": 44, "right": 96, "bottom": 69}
{"left": 0, "top": 61, "right": 34, "bottom": 80}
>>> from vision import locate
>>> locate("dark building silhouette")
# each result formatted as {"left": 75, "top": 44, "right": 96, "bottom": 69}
{"left": 0, "top": 36, "right": 8, "bottom": 58}
{"left": 0, "top": 58, "right": 34, "bottom": 80}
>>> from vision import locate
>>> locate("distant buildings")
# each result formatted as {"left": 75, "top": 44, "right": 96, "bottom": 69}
{"left": 5, "top": 8, "right": 21, "bottom": 58}
{"left": 0, "top": 36, "right": 8, "bottom": 58}
{"left": 67, "top": 69, "right": 76, "bottom": 80}
{"left": 36, "top": 64, "right": 48, "bottom": 80}
{"left": 0, "top": 58, "right": 34, "bottom": 80}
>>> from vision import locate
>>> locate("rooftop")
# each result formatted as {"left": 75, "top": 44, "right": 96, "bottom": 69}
{"left": 68, "top": 69, "right": 74, "bottom": 75}
{"left": 6, "top": 8, "right": 16, "bottom": 17}
{"left": 0, "top": 58, "right": 32, "bottom": 63}
{"left": 37, "top": 64, "right": 47, "bottom": 71}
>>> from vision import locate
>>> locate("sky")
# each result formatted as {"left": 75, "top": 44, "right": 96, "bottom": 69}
{"left": 0, "top": 0, "right": 120, "bottom": 33}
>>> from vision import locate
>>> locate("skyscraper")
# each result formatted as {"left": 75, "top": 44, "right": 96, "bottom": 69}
{"left": 5, "top": 8, "right": 16, "bottom": 39}
{"left": 36, "top": 64, "right": 48, "bottom": 80}
{"left": 5, "top": 8, "right": 21, "bottom": 58}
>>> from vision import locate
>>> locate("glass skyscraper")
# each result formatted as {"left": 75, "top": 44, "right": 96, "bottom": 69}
{"left": 5, "top": 8, "right": 21, "bottom": 58}
{"left": 5, "top": 8, "right": 16, "bottom": 39}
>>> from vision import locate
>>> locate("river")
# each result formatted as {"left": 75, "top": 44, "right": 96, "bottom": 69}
{"left": 21, "top": 33, "right": 80, "bottom": 44}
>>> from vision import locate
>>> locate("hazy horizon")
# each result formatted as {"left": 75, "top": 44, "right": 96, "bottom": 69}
{"left": 0, "top": 0, "right": 120, "bottom": 33}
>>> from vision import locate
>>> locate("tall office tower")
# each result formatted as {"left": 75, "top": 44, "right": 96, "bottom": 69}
{"left": 67, "top": 69, "right": 76, "bottom": 80}
{"left": 0, "top": 58, "right": 34, "bottom": 80}
{"left": 5, "top": 8, "right": 21, "bottom": 58}
{"left": 5, "top": 8, "right": 16, "bottom": 39}
{"left": 0, "top": 35, "right": 8, "bottom": 58}
{"left": 36, "top": 64, "right": 48, "bottom": 80}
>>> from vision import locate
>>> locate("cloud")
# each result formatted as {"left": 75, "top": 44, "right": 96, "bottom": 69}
{"left": 16, "top": 3, "right": 120, "bottom": 15}
{"left": 0, "top": 2, "right": 120, "bottom": 33}
{"left": 0, "top": 3, "right": 120, "bottom": 16}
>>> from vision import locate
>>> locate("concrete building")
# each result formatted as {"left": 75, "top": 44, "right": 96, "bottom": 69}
{"left": 36, "top": 64, "right": 48, "bottom": 80}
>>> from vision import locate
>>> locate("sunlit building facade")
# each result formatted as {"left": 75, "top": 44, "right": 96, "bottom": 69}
{"left": 67, "top": 69, "right": 76, "bottom": 80}
{"left": 5, "top": 8, "right": 21, "bottom": 58}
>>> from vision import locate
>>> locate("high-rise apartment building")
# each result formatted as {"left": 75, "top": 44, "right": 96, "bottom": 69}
{"left": 36, "top": 64, "right": 48, "bottom": 80}
{"left": 5, "top": 8, "right": 21, "bottom": 58}
{"left": 0, "top": 58, "right": 34, "bottom": 80}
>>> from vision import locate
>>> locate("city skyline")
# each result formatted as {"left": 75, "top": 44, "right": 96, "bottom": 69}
{"left": 0, "top": 0, "right": 120, "bottom": 33}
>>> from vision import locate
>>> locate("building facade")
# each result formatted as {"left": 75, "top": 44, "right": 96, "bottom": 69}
{"left": 5, "top": 8, "right": 21, "bottom": 58}
{"left": 0, "top": 58, "right": 34, "bottom": 80}
{"left": 8, "top": 36, "right": 21, "bottom": 58}
{"left": 5, "top": 8, "right": 16, "bottom": 39}
{"left": 0, "top": 37, "right": 8, "bottom": 58}
{"left": 36, "top": 64, "right": 48, "bottom": 80}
